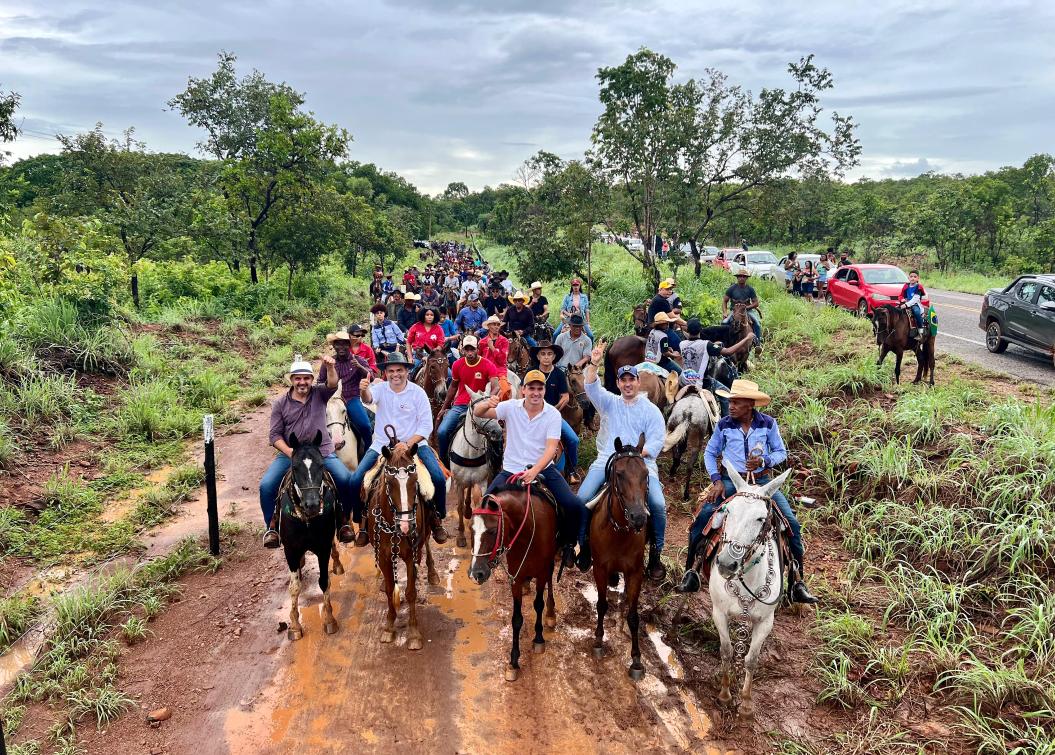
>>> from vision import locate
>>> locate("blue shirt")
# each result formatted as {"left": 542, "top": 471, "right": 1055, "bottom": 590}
{"left": 371, "top": 320, "right": 405, "bottom": 351}
{"left": 441, "top": 319, "right": 458, "bottom": 339}
{"left": 455, "top": 306, "right": 486, "bottom": 333}
{"left": 704, "top": 410, "right": 788, "bottom": 482}
{"left": 585, "top": 379, "right": 666, "bottom": 475}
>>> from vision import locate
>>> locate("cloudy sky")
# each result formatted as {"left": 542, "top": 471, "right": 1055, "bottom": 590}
{"left": 2, "top": 0, "right": 1053, "bottom": 194}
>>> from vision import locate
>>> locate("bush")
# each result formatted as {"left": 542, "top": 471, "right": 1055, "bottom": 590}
{"left": 4, "top": 373, "right": 75, "bottom": 425}
{"left": 0, "top": 418, "right": 16, "bottom": 466}
{"left": 117, "top": 380, "right": 197, "bottom": 441}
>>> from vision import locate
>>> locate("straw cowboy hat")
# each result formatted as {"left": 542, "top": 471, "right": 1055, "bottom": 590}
{"left": 530, "top": 281, "right": 543, "bottom": 290}
{"left": 326, "top": 330, "right": 352, "bottom": 343}
{"left": 512, "top": 290, "right": 528, "bottom": 301}
{"left": 651, "top": 311, "right": 675, "bottom": 327}
{"left": 715, "top": 379, "right": 771, "bottom": 407}
{"left": 483, "top": 315, "right": 502, "bottom": 327}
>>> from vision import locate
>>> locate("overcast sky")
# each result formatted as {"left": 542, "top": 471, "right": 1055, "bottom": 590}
{"left": 2, "top": 0, "right": 1053, "bottom": 194}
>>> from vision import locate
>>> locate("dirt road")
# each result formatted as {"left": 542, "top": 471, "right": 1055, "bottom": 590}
{"left": 76, "top": 398, "right": 742, "bottom": 755}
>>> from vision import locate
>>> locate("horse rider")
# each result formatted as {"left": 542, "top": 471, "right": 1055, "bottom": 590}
{"left": 478, "top": 315, "right": 510, "bottom": 368}
{"left": 554, "top": 278, "right": 594, "bottom": 339}
{"left": 369, "top": 269, "right": 384, "bottom": 302}
{"left": 578, "top": 347, "right": 668, "bottom": 581}
{"left": 370, "top": 303, "right": 405, "bottom": 357}
{"left": 645, "top": 311, "right": 683, "bottom": 375}
{"left": 503, "top": 291, "right": 538, "bottom": 347}
{"left": 900, "top": 269, "right": 928, "bottom": 339}
{"left": 381, "top": 273, "right": 395, "bottom": 300}
{"left": 436, "top": 334, "right": 503, "bottom": 467}
{"left": 405, "top": 306, "right": 446, "bottom": 375}
{"left": 347, "top": 323, "right": 379, "bottom": 378}
{"left": 397, "top": 291, "right": 421, "bottom": 333}
{"left": 646, "top": 278, "right": 681, "bottom": 324}
{"left": 260, "top": 354, "right": 358, "bottom": 548}
{"left": 349, "top": 352, "right": 448, "bottom": 546}
{"left": 679, "top": 318, "right": 753, "bottom": 415}
{"left": 475, "top": 370, "right": 590, "bottom": 571}
{"left": 460, "top": 270, "right": 481, "bottom": 301}
{"left": 678, "top": 380, "right": 818, "bottom": 604}
{"left": 482, "top": 283, "right": 508, "bottom": 319}
{"left": 530, "top": 342, "right": 581, "bottom": 484}
{"left": 385, "top": 288, "right": 404, "bottom": 322}
{"left": 722, "top": 270, "right": 763, "bottom": 348}
{"left": 528, "top": 282, "right": 550, "bottom": 321}
{"left": 455, "top": 292, "right": 486, "bottom": 334}
{"left": 554, "top": 314, "right": 592, "bottom": 371}
{"left": 419, "top": 281, "right": 442, "bottom": 309}
{"left": 321, "top": 330, "right": 374, "bottom": 460}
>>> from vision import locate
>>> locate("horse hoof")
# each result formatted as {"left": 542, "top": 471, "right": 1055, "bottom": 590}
{"left": 739, "top": 702, "right": 755, "bottom": 718}
{"left": 718, "top": 690, "right": 732, "bottom": 705}
{"left": 287, "top": 628, "right": 303, "bottom": 641}
{"left": 324, "top": 621, "right": 339, "bottom": 635}
{"left": 456, "top": 535, "right": 467, "bottom": 549}
{"left": 532, "top": 641, "right": 545, "bottom": 654}
{"left": 380, "top": 630, "right": 395, "bottom": 644}
{"left": 505, "top": 666, "right": 520, "bottom": 682}
{"left": 408, "top": 636, "right": 423, "bottom": 651}
{"left": 628, "top": 666, "right": 645, "bottom": 681}
{"left": 592, "top": 646, "right": 604, "bottom": 659}
{"left": 428, "top": 572, "right": 441, "bottom": 587}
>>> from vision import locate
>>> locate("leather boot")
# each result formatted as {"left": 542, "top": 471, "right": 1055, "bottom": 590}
{"left": 338, "top": 524, "right": 355, "bottom": 544}
{"left": 262, "top": 529, "right": 280, "bottom": 549}
{"left": 561, "top": 544, "right": 577, "bottom": 571}
{"left": 790, "top": 580, "right": 819, "bottom": 604}
{"left": 354, "top": 524, "right": 370, "bottom": 547}
{"left": 431, "top": 512, "right": 449, "bottom": 544}
{"left": 576, "top": 539, "right": 592, "bottom": 572}
{"left": 677, "top": 568, "right": 701, "bottom": 593}
{"left": 647, "top": 546, "right": 667, "bottom": 582}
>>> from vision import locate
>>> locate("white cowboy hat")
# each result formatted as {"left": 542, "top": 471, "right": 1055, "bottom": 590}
{"left": 288, "top": 354, "right": 314, "bottom": 376}
{"left": 483, "top": 315, "right": 502, "bottom": 326}
{"left": 530, "top": 281, "right": 543, "bottom": 289}
{"left": 715, "top": 379, "right": 771, "bottom": 407}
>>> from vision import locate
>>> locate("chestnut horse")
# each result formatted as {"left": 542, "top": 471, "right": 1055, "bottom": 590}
{"left": 364, "top": 439, "right": 439, "bottom": 650}
{"left": 603, "top": 335, "right": 645, "bottom": 395}
{"left": 727, "top": 302, "right": 752, "bottom": 374}
{"left": 588, "top": 435, "right": 650, "bottom": 680}
{"left": 467, "top": 479, "right": 557, "bottom": 681}
{"left": 873, "top": 305, "right": 936, "bottom": 385}
{"left": 414, "top": 347, "right": 449, "bottom": 441}
{"left": 560, "top": 364, "right": 585, "bottom": 435}
{"left": 507, "top": 333, "right": 532, "bottom": 378}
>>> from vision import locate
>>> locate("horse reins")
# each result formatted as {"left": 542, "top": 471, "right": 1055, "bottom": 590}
{"left": 471, "top": 472, "right": 535, "bottom": 579}
{"left": 717, "top": 490, "right": 783, "bottom": 606}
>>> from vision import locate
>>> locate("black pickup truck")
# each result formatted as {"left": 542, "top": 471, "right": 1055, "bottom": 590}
{"left": 979, "top": 273, "right": 1055, "bottom": 368}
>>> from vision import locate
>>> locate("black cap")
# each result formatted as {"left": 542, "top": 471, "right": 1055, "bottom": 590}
{"left": 569, "top": 314, "right": 585, "bottom": 325}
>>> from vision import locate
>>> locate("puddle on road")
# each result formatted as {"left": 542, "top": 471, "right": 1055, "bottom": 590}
{"left": 647, "top": 623, "right": 684, "bottom": 680}
{"left": 100, "top": 464, "right": 181, "bottom": 524}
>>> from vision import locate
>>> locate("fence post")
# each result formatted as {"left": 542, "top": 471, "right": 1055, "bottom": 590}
{"left": 204, "top": 414, "right": 220, "bottom": 556}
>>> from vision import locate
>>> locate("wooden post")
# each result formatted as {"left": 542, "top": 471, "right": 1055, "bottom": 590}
{"left": 204, "top": 415, "right": 220, "bottom": 556}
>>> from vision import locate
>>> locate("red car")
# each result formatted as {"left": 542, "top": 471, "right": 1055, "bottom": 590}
{"left": 826, "top": 264, "right": 930, "bottom": 317}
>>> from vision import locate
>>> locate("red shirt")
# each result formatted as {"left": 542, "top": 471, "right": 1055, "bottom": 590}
{"left": 403, "top": 272, "right": 417, "bottom": 288}
{"left": 451, "top": 356, "right": 502, "bottom": 406}
{"left": 351, "top": 342, "right": 378, "bottom": 376}
{"left": 406, "top": 323, "right": 445, "bottom": 352}
{"left": 478, "top": 333, "right": 509, "bottom": 371}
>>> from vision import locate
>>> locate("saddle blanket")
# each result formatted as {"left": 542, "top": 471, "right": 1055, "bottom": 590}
{"left": 362, "top": 450, "right": 436, "bottom": 499}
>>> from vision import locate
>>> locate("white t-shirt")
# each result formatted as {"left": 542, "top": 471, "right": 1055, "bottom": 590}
{"left": 460, "top": 280, "right": 480, "bottom": 298}
{"left": 368, "top": 381, "right": 433, "bottom": 453}
{"left": 679, "top": 338, "right": 710, "bottom": 374}
{"left": 495, "top": 399, "right": 562, "bottom": 474}
{"left": 500, "top": 278, "right": 514, "bottom": 295}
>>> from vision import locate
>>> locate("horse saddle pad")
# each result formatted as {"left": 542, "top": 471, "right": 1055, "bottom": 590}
{"left": 636, "top": 362, "right": 670, "bottom": 378}
{"left": 362, "top": 453, "right": 436, "bottom": 500}
{"left": 696, "top": 500, "right": 794, "bottom": 581}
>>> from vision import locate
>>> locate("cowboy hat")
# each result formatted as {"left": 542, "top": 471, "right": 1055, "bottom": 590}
{"left": 715, "top": 379, "right": 771, "bottom": 407}
{"left": 326, "top": 330, "right": 352, "bottom": 343}
{"left": 404, "top": 291, "right": 420, "bottom": 301}
{"left": 512, "top": 291, "right": 528, "bottom": 301}
{"left": 530, "top": 281, "right": 543, "bottom": 289}
{"left": 483, "top": 315, "right": 502, "bottom": 326}
{"left": 529, "top": 341, "right": 564, "bottom": 363}
{"left": 651, "top": 311, "right": 675, "bottom": 326}
{"left": 380, "top": 352, "right": 414, "bottom": 370}
{"left": 735, "top": 269, "right": 752, "bottom": 277}
{"left": 288, "top": 354, "right": 314, "bottom": 376}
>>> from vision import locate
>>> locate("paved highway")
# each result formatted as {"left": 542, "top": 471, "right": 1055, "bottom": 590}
{"left": 928, "top": 288, "right": 1054, "bottom": 387}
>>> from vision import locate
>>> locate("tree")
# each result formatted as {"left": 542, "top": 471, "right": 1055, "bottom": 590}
{"left": 169, "top": 53, "right": 350, "bottom": 282}
{"left": 900, "top": 184, "right": 971, "bottom": 272}
{"left": 260, "top": 186, "right": 349, "bottom": 298}
{"left": 0, "top": 86, "right": 19, "bottom": 165}
{"left": 57, "top": 126, "right": 191, "bottom": 307}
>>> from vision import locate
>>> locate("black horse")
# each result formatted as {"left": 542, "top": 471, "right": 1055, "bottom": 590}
{"left": 278, "top": 431, "right": 344, "bottom": 641}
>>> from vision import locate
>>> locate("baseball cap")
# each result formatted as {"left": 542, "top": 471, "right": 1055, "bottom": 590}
{"left": 524, "top": 369, "right": 546, "bottom": 385}
{"left": 660, "top": 278, "right": 676, "bottom": 289}
{"left": 462, "top": 334, "right": 479, "bottom": 348}
{"left": 468, "top": 292, "right": 479, "bottom": 301}
{"left": 616, "top": 365, "right": 638, "bottom": 379}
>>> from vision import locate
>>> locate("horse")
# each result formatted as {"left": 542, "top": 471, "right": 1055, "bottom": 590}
{"left": 533, "top": 317, "right": 554, "bottom": 345}
{"left": 631, "top": 301, "right": 650, "bottom": 336}
{"left": 364, "top": 437, "right": 438, "bottom": 649}
{"left": 873, "top": 305, "right": 936, "bottom": 385}
{"left": 326, "top": 388, "right": 360, "bottom": 472}
{"left": 709, "top": 460, "right": 793, "bottom": 716}
{"left": 603, "top": 335, "right": 645, "bottom": 395}
{"left": 586, "top": 435, "right": 650, "bottom": 680}
{"left": 726, "top": 302, "right": 753, "bottom": 374}
{"left": 468, "top": 479, "right": 558, "bottom": 682}
{"left": 276, "top": 431, "right": 343, "bottom": 641}
{"left": 414, "top": 347, "right": 449, "bottom": 439}
{"left": 450, "top": 388, "right": 504, "bottom": 549}
{"left": 637, "top": 369, "right": 679, "bottom": 412}
{"left": 560, "top": 364, "right": 585, "bottom": 435}
{"left": 663, "top": 386, "right": 721, "bottom": 500}
{"left": 442, "top": 287, "right": 460, "bottom": 319}
{"left": 507, "top": 333, "right": 532, "bottom": 378}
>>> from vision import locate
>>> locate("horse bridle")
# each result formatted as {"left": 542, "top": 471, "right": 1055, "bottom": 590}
{"left": 471, "top": 474, "right": 535, "bottom": 578}
{"left": 603, "top": 449, "right": 647, "bottom": 534}
{"left": 717, "top": 492, "right": 782, "bottom": 605}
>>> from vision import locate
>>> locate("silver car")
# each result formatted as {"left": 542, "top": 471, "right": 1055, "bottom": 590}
{"left": 729, "top": 250, "right": 780, "bottom": 280}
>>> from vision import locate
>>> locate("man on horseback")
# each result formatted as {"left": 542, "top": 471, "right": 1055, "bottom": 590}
{"left": 455, "top": 293, "right": 486, "bottom": 335}
{"left": 645, "top": 311, "right": 683, "bottom": 375}
{"left": 475, "top": 370, "right": 590, "bottom": 571}
{"left": 646, "top": 278, "right": 681, "bottom": 325}
{"left": 349, "top": 352, "right": 449, "bottom": 546}
{"left": 554, "top": 314, "right": 592, "bottom": 370}
{"left": 436, "top": 334, "right": 503, "bottom": 467}
{"left": 321, "top": 330, "right": 374, "bottom": 460}
{"left": 900, "top": 270, "right": 927, "bottom": 340}
{"left": 578, "top": 345, "right": 668, "bottom": 580}
{"left": 678, "top": 380, "right": 818, "bottom": 604}
{"left": 679, "top": 319, "right": 753, "bottom": 416}
{"left": 260, "top": 354, "right": 358, "bottom": 548}
{"left": 722, "top": 271, "right": 763, "bottom": 348}
{"left": 503, "top": 291, "right": 538, "bottom": 347}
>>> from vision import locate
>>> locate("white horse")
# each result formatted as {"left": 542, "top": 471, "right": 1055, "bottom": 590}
{"left": 709, "top": 458, "right": 792, "bottom": 716}
{"left": 662, "top": 385, "right": 721, "bottom": 500}
{"left": 450, "top": 386, "right": 505, "bottom": 549}
{"left": 326, "top": 387, "right": 359, "bottom": 472}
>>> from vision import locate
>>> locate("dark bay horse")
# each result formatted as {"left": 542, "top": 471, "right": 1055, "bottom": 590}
{"left": 277, "top": 431, "right": 343, "bottom": 641}
{"left": 365, "top": 440, "right": 438, "bottom": 650}
{"left": 725, "top": 302, "right": 752, "bottom": 374}
{"left": 468, "top": 480, "right": 557, "bottom": 682}
{"left": 873, "top": 305, "right": 936, "bottom": 385}
{"left": 588, "top": 436, "right": 650, "bottom": 680}
{"left": 414, "top": 347, "right": 448, "bottom": 441}
{"left": 603, "top": 335, "right": 645, "bottom": 394}
{"left": 561, "top": 364, "right": 585, "bottom": 435}
{"left": 507, "top": 333, "right": 532, "bottom": 378}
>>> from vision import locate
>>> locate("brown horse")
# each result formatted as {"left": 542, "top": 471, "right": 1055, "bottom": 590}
{"left": 364, "top": 440, "right": 439, "bottom": 649}
{"left": 631, "top": 301, "right": 650, "bottom": 336}
{"left": 467, "top": 481, "right": 557, "bottom": 681}
{"left": 414, "top": 347, "right": 449, "bottom": 441}
{"left": 873, "top": 305, "right": 936, "bottom": 385}
{"left": 603, "top": 335, "right": 645, "bottom": 394}
{"left": 727, "top": 302, "right": 752, "bottom": 374}
{"left": 507, "top": 333, "right": 532, "bottom": 378}
{"left": 637, "top": 369, "right": 679, "bottom": 412}
{"left": 561, "top": 364, "right": 585, "bottom": 435}
{"left": 589, "top": 435, "right": 650, "bottom": 680}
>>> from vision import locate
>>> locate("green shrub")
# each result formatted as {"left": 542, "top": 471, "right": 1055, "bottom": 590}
{"left": 185, "top": 369, "right": 233, "bottom": 413}
{"left": 117, "top": 380, "right": 197, "bottom": 440}
{"left": 7, "top": 373, "right": 75, "bottom": 424}
{"left": 0, "top": 417, "right": 16, "bottom": 466}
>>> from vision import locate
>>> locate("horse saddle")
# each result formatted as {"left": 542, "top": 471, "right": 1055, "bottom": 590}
{"left": 694, "top": 500, "right": 795, "bottom": 582}
{"left": 361, "top": 452, "right": 438, "bottom": 501}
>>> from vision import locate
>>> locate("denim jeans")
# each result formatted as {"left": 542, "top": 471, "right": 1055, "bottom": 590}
{"left": 437, "top": 404, "right": 468, "bottom": 465}
{"left": 349, "top": 446, "right": 447, "bottom": 521}
{"left": 345, "top": 398, "right": 373, "bottom": 450}
{"left": 909, "top": 304, "right": 924, "bottom": 328}
{"left": 487, "top": 465, "right": 586, "bottom": 547}
{"left": 259, "top": 453, "right": 357, "bottom": 528}
{"left": 560, "top": 419, "right": 579, "bottom": 472}
{"left": 577, "top": 461, "right": 666, "bottom": 550}
{"left": 689, "top": 475, "right": 802, "bottom": 563}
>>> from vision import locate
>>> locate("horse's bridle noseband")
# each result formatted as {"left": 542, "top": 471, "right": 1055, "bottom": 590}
{"left": 604, "top": 449, "right": 647, "bottom": 534}
{"left": 717, "top": 491, "right": 782, "bottom": 605}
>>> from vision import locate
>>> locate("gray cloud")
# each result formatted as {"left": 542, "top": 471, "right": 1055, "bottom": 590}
{"left": 2, "top": 0, "right": 1054, "bottom": 194}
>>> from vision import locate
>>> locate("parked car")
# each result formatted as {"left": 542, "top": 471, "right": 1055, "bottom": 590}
{"left": 827, "top": 264, "right": 929, "bottom": 317}
{"left": 624, "top": 237, "right": 645, "bottom": 252}
{"left": 979, "top": 274, "right": 1055, "bottom": 367}
{"left": 728, "top": 250, "right": 780, "bottom": 280}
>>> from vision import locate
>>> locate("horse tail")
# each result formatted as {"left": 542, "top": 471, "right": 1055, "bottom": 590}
{"left": 662, "top": 420, "right": 689, "bottom": 454}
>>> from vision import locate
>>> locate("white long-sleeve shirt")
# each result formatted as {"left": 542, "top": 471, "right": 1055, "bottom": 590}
{"left": 368, "top": 381, "right": 433, "bottom": 453}
{"left": 585, "top": 378, "right": 666, "bottom": 474}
